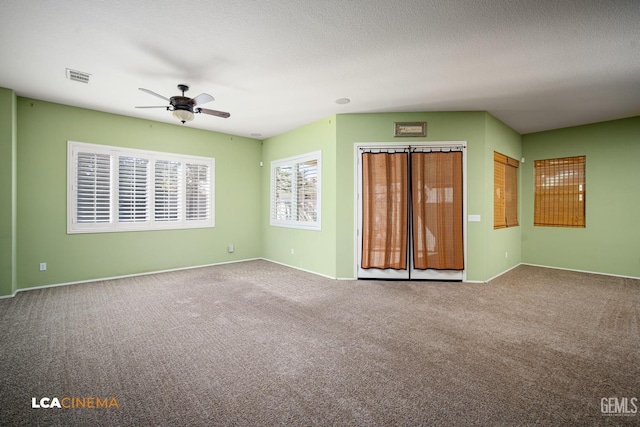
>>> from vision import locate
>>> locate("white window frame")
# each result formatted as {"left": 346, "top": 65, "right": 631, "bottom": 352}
{"left": 67, "top": 141, "right": 214, "bottom": 234}
{"left": 270, "top": 150, "right": 321, "bottom": 230}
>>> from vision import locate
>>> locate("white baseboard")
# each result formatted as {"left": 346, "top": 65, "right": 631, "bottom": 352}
{"left": 10, "top": 258, "right": 262, "bottom": 298}
{"left": 521, "top": 263, "right": 640, "bottom": 281}
{"left": 5, "top": 259, "right": 636, "bottom": 299}
{"left": 260, "top": 258, "right": 339, "bottom": 280}
{"left": 469, "top": 263, "right": 640, "bottom": 284}
{"left": 474, "top": 263, "right": 524, "bottom": 283}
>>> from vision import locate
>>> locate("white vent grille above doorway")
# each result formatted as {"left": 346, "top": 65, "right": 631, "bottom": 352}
{"left": 66, "top": 69, "right": 91, "bottom": 83}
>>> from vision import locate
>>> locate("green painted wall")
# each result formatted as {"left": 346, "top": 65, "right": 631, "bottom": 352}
{"left": 6, "top": 86, "right": 635, "bottom": 298}
{"left": 261, "top": 117, "right": 337, "bottom": 277}
{"left": 261, "top": 112, "right": 523, "bottom": 282}
{"left": 16, "top": 98, "right": 262, "bottom": 290}
{"left": 0, "top": 88, "right": 17, "bottom": 296}
{"left": 522, "top": 116, "right": 640, "bottom": 277}
{"left": 335, "top": 111, "right": 495, "bottom": 281}
{"left": 484, "top": 113, "right": 522, "bottom": 279}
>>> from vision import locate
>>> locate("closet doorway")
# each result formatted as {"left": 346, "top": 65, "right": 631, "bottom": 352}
{"left": 356, "top": 143, "right": 466, "bottom": 281}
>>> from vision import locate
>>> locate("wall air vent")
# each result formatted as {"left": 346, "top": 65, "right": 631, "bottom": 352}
{"left": 66, "top": 68, "right": 91, "bottom": 84}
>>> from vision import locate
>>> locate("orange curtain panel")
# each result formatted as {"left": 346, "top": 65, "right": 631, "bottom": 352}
{"left": 411, "top": 151, "right": 464, "bottom": 270}
{"left": 361, "top": 152, "right": 409, "bottom": 270}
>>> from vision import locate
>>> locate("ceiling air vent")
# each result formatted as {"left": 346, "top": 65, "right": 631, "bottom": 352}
{"left": 66, "top": 68, "right": 91, "bottom": 84}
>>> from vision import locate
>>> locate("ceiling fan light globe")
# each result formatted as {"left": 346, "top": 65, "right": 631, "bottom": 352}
{"left": 172, "top": 109, "right": 194, "bottom": 124}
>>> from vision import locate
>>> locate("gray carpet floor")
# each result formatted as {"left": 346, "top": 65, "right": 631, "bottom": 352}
{"left": 0, "top": 260, "right": 638, "bottom": 426}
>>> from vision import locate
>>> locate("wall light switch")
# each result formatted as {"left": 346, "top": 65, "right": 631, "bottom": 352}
{"left": 39, "top": 263, "right": 47, "bottom": 271}
{"left": 468, "top": 214, "right": 481, "bottom": 222}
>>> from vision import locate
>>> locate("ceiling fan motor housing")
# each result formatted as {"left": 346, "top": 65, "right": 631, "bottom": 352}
{"left": 171, "top": 84, "right": 193, "bottom": 114}
{"left": 171, "top": 96, "right": 193, "bottom": 110}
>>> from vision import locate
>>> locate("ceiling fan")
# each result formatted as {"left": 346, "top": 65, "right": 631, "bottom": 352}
{"left": 136, "top": 84, "right": 230, "bottom": 124}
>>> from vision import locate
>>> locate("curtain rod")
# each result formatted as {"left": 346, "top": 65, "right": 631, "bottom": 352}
{"left": 410, "top": 146, "right": 464, "bottom": 152}
{"left": 360, "top": 148, "right": 411, "bottom": 153}
{"left": 360, "top": 145, "right": 464, "bottom": 153}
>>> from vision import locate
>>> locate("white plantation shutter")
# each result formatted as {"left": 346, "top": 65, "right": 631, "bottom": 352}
{"left": 274, "top": 165, "right": 293, "bottom": 221}
{"left": 270, "top": 151, "right": 321, "bottom": 230}
{"left": 76, "top": 151, "right": 112, "bottom": 224}
{"left": 118, "top": 156, "right": 149, "bottom": 223}
{"left": 154, "top": 160, "right": 181, "bottom": 222}
{"left": 68, "top": 141, "right": 214, "bottom": 233}
{"left": 186, "top": 162, "right": 211, "bottom": 221}
{"left": 296, "top": 159, "right": 318, "bottom": 222}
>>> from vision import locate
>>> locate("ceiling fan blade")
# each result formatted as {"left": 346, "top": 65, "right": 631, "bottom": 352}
{"left": 139, "top": 88, "right": 170, "bottom": 102}
{"left": 135, "top": 106, "right": 168, "bottom": 109}
{"left": 197, "top": 108, "right": 230, "bottom": 118}
{"left": 190, "top": 93, "right": 215, "bottom": 106}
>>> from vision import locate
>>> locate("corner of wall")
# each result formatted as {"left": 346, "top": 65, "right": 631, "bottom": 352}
{"left": 260, "top": 116, "right": 339, "bottom": 279}
{"left": 483, "top": 113, "right": 523, "bottom": 281}
{"left": 520, "top": 116, "right": 640, "bottom": 278}
{"left": 0, "top": 87, "right": 18, "bottom": 297}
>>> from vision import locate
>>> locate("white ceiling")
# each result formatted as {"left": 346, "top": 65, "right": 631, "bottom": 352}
{"left": 1, "top": 0, "right": 639, "bottom": 139}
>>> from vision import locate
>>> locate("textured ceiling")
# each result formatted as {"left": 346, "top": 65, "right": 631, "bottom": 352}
{"left": 1, "top": 0, "right": 639, "bottom": 138}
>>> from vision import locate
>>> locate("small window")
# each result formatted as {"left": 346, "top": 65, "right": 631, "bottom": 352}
{"left": 494, "top": 152, "right": 519, "bottom": 229}
{"left": 270, "top": 151, "right": 321, "bottom": 230}
{"left": 68, "top": 141, "right": 214, "bottom": 233}
{"left": 534, "top": 155, "right": 585, "bottom": 227}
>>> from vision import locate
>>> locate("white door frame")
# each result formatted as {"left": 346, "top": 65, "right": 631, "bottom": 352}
{"left": 354, "top": 142, "right": 467, "bottom": 281}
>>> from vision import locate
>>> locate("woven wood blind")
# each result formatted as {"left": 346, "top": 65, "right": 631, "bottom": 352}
{"left": 361, "top": 152, "right": 409, "bottom": 269}
{"left": 494, "top": 152, "right": 519, "bottom": 229}
{"left": 534, "top": 156, "right": 585, "bottom": 227}
{"left": 411, "top": 151, "right": 464, "bottom": 270}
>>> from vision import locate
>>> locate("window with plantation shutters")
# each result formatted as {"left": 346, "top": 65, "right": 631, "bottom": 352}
{"left": 534, "top": 156, "right": 585, "bottom": 227}
{"left": 270, "top": 151, "right": 321, "bottom": 230}
{"left": 494, "top": 152, "right": 519, "bottom": 229}
{"left": 68, "top": 141, "right": 214, "bottom": 233}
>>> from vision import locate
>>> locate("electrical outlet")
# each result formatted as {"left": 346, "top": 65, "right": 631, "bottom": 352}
{"left": 505, "top": 251, "right": 509, "bottom": 259}
{"left": 228, "top": 245, "right": 234, "bottom": 253}
{"left": 290, "top": 248, "right": 295, "bottom": 255}
{"left": 39, "top": 263, "right": 47, "bottom": 271}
